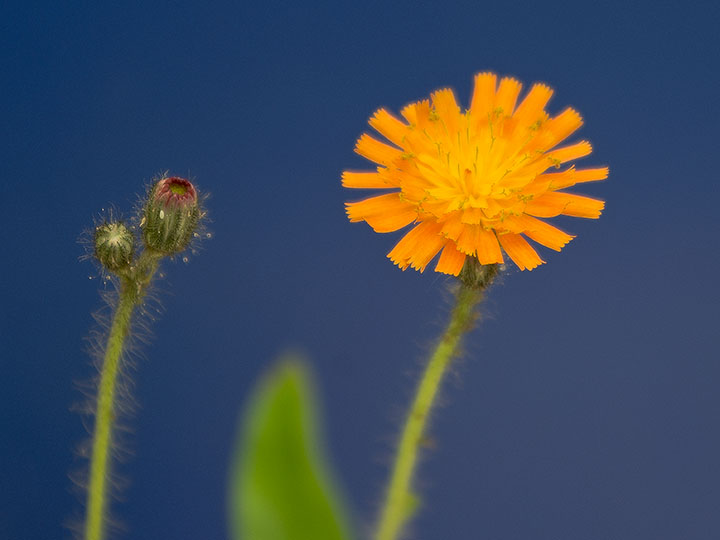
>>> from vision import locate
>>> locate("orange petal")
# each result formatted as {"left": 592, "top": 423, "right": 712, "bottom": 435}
{"left": 342, "top": 171, "right": 396, "bottom": 189}
{"left": 435, "top": 242, "right": 467, "bottom": 275}
{"left": 546, "top": 140, "right": 592, "bottom": 165}
{"left": 388, "top": 221, "right": 443, "bottom": 270}
{"left": 456, "top": 225, "right": 479, "bottom": 255}
{"left": 401, "top": 99, "right": 430, "bottom": 127}
{"left": 345, "top": 193, "right": 418, "bottom": 232}
{"left": 540, "top": 108, "right": 583, "bottom": 148}
{"left": 369, "top": 108, "right": 408, "bottom": 147}
{"left": 532, "top": 168, "right": 576, "bottom": 191}
{"left": 494, "top": 77, "right": 522, "bottom": 116}
{"left": 476, "top": 229, "right": 504, "bottom": 265}
{"left": 495, "top": 215, "right": 525, "bottom": 234}
{"left": 408, "top": 230, "right": 446, "bottom": 272}
{"left": 440, "top": 212, "right": 466, "bottom": 240}
{"left": 498, "top": 233, "right": 545, "bottom": 271}
{"left": 431, "top": 88, "right": 462, "bottom": 134}
{"left": 460, "top": 207, "right": 485, "bottom": 225}
{"left": 573, "top": 167, "right": 609, "bottom": 184}
{"left": 539, "top": 166, "right": 609, "bottom": 190}
{"left": 516, "top": 215, "right": 574, "bottom": 251}
{"left": 470, "top": 72, "right": 497, "bottom": 119}
{"left": 513, "top": 83, "right": 554, "bottom": 127}
{"left": 524, "top": 192, "right": 605, "bottom": 219}
{"left": 355, "top": 134, "right": 402, "bottom": 166}
{"left": 387, "top": 223, "right": 427, "bottom": 268}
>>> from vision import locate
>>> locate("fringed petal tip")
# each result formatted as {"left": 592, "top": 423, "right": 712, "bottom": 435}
{"left": 354, "top": 133, "right": 402, "bottom": 166}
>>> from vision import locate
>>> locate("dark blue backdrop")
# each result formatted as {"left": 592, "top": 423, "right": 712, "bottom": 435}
{"left": 2, "top": 1, "right": 719, "bottom": 539}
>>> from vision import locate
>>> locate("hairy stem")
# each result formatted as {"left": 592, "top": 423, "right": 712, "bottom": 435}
{"left": 375, "top": 282, "right": 485, "bottom": 540}
{"left": 85, "top": 254, "right": 158, "bottom": 540}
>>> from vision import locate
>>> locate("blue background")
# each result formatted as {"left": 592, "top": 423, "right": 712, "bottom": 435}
{"left": 2, "top": 1, "right": 719, "bottom": 539}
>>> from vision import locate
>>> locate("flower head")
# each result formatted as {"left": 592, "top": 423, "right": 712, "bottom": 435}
{"left": 343, "top": 72, "right": 607, "bottom": 274}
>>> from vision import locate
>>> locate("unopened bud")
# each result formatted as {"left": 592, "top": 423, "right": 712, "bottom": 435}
{"left": 94, "top": 222, "right": 135, "bottom": 272}
{"left": 141, "top": 177, "right": 200, "bottom": 255}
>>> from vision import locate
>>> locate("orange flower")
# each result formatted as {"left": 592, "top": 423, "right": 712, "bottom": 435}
{"left": 343, "top": 72, "right": 607, "bottom": 275}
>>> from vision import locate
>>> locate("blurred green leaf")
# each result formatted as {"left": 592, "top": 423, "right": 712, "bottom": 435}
{"left": 229, "top": 358, "right": 353, "bottom": 540}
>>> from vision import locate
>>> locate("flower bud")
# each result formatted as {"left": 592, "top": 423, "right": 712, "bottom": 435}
{"left": 141, "top": 177, "right": 200, "bottom": 256}
{"left": 94, "top": 222, "right": 135, "bottom": 272}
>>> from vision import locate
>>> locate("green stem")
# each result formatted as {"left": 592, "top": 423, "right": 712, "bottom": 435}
{"left": 375, "top": 281, "right": 486, "bottom": 540}
{"left": 84, "top": 254, "right": 159, "bottom": 540}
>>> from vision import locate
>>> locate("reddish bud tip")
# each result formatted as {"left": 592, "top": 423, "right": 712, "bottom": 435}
{"left": 153, "top": 177, "right": 198, "bottom": 209}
